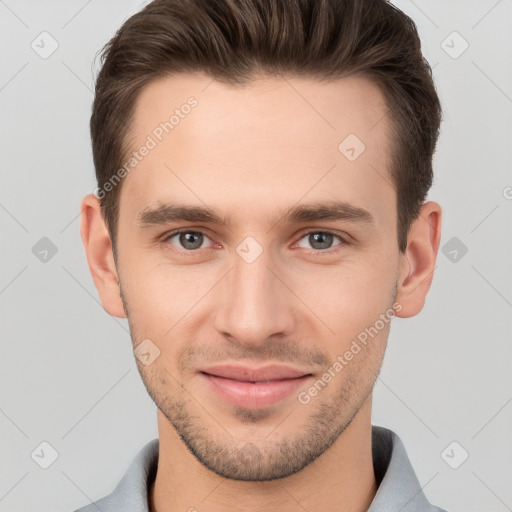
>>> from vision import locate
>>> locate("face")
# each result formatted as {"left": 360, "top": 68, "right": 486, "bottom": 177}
{"left": 115, "top": 73, "right": 403, "bottom": 480}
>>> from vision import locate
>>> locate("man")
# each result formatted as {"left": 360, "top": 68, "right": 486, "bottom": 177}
{"left": 76, "top": 0, "right": 447, "bottom": 510}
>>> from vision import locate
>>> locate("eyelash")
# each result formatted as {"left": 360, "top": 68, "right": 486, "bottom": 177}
{"left": 161, "top": 229, "right": 349, "bottom": 256}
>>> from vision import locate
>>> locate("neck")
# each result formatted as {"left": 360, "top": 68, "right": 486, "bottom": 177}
{"left": 150, "top": 397, "right": 377, "bottom": 512}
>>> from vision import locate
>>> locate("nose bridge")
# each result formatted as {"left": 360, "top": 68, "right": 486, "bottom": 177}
{"left": 214, "top": 243, "right": 295, "bottom": 345}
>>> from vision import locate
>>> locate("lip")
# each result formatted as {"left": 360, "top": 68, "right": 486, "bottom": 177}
{"left": 199, "top": 364, "right": 313, "bottom": 409}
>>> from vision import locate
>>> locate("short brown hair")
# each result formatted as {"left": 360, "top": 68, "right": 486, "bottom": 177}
{"left": 90, "top": 0, "right": 441, "bottom": 256}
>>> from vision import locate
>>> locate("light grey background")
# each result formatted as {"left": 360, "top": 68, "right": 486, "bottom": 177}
{"left": 1, "top": 1, "right": 511, "bottom": 511}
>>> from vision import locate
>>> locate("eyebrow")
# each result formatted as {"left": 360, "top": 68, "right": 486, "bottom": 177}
{"left": 137, "top": 200, "right": 375, "bottom": 229}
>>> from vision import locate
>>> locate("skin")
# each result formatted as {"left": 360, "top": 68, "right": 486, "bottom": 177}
{"left": 80, "top": 73, "right": 441, "bottom": 512}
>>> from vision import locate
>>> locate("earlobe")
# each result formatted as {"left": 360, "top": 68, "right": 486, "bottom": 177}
{"left": 80, "top": 194, "right": 127, "bottom": 318}
{"left": 395, "top": 201, "right": 442, "bottom": 318}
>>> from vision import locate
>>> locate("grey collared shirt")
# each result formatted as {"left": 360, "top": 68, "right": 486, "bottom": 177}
{"left": 73, "top": 425, "right": 448, "bottom": 512}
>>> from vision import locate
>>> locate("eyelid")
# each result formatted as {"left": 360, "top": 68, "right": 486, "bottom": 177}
{"left": 161, "top": 227, "right": 350, "bottom": 254}
{"left": 162, "top": 228, "right": 218, "bottom": 253}
{"left": 292, "top": 229, "right": 350, "bottom": 252}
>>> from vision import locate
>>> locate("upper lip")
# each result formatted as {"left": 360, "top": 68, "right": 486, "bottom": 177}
{"left": 200, "top": 364, "right": 311, "bottom": 382}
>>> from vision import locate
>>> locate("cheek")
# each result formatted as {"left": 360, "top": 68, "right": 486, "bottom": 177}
{"left": 293, "top": 255, "right": 397, "bottom": 341}
{"left": 120, "top": 234, "right": 398, "bottom": 347}
{"left": 120, "top": 258, "right": 218, "bottom": 341}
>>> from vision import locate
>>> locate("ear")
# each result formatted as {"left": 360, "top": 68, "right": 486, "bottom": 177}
{"left": 395, "top": 201, "right": 442, "bottom": 318}
{"left": 80, "top": 194, "right": 126, "bottom": 318}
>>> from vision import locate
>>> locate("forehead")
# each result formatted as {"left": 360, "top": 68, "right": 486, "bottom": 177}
{"left": 120, "top": 73, "right": 395, "bottom": 230}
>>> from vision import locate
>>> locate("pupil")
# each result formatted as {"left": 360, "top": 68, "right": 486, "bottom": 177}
{"left": 310, "top": 232, "right": 332, "bottom": 250}
{"left": 181, "top": 232, "right": 202, "bottom": 249}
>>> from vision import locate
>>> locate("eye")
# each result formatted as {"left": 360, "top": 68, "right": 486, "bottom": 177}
{"left": 165, "top": 230, "right": 213, "bottom": 251}
{"left": 161, "top": 229, "right": 348, "bottom": 255}
{"left": 295, "top": 231, "right": 346, "bottom": 251}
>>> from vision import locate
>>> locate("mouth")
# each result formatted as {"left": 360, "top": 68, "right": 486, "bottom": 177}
{"left": 198, "top": 364, "right": 314, "bottom": 409}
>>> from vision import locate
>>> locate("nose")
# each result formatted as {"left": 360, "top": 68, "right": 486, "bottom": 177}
{"left": 212, "top": 246, "right": 297, "bottom": 348}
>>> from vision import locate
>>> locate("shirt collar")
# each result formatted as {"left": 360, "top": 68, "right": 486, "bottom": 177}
{"left": 75, "top": 425, "right": 445, "bottom": 512}
{"left": 368, "top": 426, "right": 443, "bottom": 511}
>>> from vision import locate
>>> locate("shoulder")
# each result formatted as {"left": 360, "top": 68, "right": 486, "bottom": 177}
{"left": 370, "top": 425, "right": 450, "bottom": 512}
{"left": 72, "top": 438, "right": 159, "bottom": 512}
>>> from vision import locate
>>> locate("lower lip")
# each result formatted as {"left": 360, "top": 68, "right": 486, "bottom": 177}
{"left": 200, "top": 372, "right": 313, "bottom": 409}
